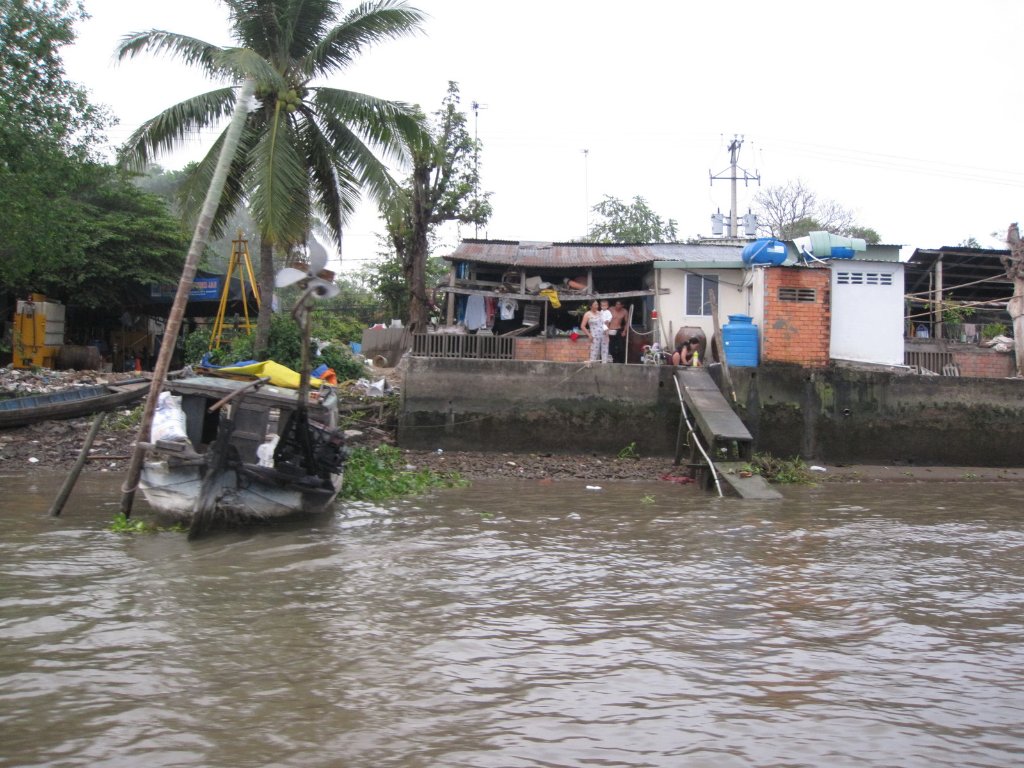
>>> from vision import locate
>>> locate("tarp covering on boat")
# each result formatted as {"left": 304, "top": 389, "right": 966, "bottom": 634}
{"left": 207, "top": 360, "right": 324, "bottom": 390}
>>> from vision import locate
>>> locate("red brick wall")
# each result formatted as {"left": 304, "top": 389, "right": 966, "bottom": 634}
{"left": 762, "top": 268, "right": 831, "bottom": 367}
{"left": 515, "top": 337, "right": 591, "bottom": 362}
{"left": 952, "top": 346, "right": 1017, "bottom": 378}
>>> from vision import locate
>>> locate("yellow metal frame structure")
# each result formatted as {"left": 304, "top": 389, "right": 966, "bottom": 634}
{"left": 12, "top": 293, "right": 64, "bottom": 369}
{"left": 210, "top": 232, "right": 261, "bottom": 350}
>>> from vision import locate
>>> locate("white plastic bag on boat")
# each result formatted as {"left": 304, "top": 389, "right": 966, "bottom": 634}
{"left": 256, "top": 434, "right": 279, "bottom": 468}
{"left": 150, "top": 391, "right": 188, "bottom": 443}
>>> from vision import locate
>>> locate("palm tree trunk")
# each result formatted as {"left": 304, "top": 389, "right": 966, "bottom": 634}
{"left": 119, "top": 78, "right": 256, "bottom": 516}
{"left": 1004, "top": 224, "right": 1024, "bottom": 377}
{"left": 254, "top": 238, "right": 274, "bottom": 355}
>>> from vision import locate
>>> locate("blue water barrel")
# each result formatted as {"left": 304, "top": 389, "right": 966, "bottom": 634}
{"left": 741, "top": 238, "right": 787, "bottom": 266}
{"left": 721, "top": 314, "right": 759, "bottom": 367}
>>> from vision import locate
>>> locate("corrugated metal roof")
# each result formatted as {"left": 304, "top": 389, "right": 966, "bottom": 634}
{"left": 446, "top": 239, "right": 745, "bottom": 268}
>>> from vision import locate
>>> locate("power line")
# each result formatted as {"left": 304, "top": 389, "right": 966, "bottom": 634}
{"left": 758, "top": 137, "right": 1024, "bottom": 187}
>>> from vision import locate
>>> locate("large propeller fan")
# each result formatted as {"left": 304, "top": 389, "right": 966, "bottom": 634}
{"left": 275, "top": 245, "right": 339, "bottom": 300}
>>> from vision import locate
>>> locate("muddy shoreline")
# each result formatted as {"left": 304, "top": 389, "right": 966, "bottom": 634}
{"left": 2, "top": 368, "right": 1022, "bottom": 485}
{"left": 3, "top": 414, "right": 1024, "bottom": 487}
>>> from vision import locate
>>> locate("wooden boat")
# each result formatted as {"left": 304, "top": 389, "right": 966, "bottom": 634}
{"left": 0, "top": 378, "right": 150, "bottom": 429}
{"left": 137, "top": 374, "right": 346, "bottom": 530}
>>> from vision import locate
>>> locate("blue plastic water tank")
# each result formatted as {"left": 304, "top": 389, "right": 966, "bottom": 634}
{"left": 721, "top": 314, "right": 759, "bottom": 367}
{"left": 741, "top": 238, "right": 787, "bottom": 266}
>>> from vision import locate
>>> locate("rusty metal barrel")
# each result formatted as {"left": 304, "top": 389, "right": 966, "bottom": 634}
{"left": 55, "top": 345, "right": 102, "bottom": 371}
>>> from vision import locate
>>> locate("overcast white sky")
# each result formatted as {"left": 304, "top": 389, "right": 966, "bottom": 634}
{"left": 64, "top": 0, "right": 1024, "bottom": 272}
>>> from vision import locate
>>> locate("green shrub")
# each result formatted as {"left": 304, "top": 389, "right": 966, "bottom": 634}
{"left": 318, "top": 343, "right": 368, "bottom": 382}
{"left": 982, "top": 322, "right": 1008, "bottom": 340}
{"left": 746, "top": 453, "right": 814, "bottom": 484}
{"left": 617, "top": 441, "right": 639, "bottom": 460}
{"left": 108, "top": 513, "right": 186, "bottom": 534}
{"left": 183, "top": 312, "right": 369, "bottom": 377}
{"left": 183, "top": 327, "right": 214, "bottom": 365}
{"left": 341, "top": 445, "right": 466, "bottom": 501}
{"left": 108, "top": 404, "right": 143, "bottom": 431}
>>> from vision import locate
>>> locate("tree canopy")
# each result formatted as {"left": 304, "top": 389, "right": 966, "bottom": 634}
{"left": 583, "top": 195, "right": 678, "bottom": 243}
{"left": 753, "top": 179, "right": 880, "bottom": 243}
{"left": 380, "top": 81, "right": 491, "bottom": 331}
{"left": 1, "top": 158, "right": 188, "bottom": 307}
{"left": 0, "top": 1, "right": 186, "bottom": 312}
{"left": 0, "top": 0, "right": 107, "bottom": 160}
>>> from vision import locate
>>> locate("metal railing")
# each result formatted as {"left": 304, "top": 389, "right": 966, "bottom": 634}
{"left": 904, "top": 349, "right": 954, "bottom": 375}
{"left": 412, "top": 333, "right": 515, "bottom": 360}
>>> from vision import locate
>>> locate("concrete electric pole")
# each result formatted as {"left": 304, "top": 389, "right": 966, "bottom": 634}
{"left": 710, "top": 135, "right": 760, "bottom": 237}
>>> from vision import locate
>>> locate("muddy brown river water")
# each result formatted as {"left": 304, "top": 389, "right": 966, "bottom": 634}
{"left": 2, "top": 471, "right": 1023, "bottom": 767}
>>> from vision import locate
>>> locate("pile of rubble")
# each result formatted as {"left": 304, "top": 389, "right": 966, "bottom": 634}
{"left": 0, "top": 366, "right": 122, "bottom": 397}
{"left": 0, "top": 366, "right": 144, "bottom": 472}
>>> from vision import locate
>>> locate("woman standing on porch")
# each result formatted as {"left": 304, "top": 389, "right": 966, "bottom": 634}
{"left": 582, "top": 301, "right": 609, "bottom": 363}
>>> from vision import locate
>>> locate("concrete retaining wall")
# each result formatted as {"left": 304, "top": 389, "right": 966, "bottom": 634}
{"left": 731, "top": 363, "right": 1024, "bottom": 466}
{"left": 399, "top": 358, "right": 682, "bottom": 455}
{"left": 399, "top": 358, "right": 1024, "bottom": 466}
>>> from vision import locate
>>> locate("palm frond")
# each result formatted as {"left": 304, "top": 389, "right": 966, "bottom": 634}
{"left": 222, "top": 0, "right": 333, "bottom": 67}
{"left": 222, "top": 0, "right": 280, "bottom": 48}
{"left": 247, "top": 108, "right": 311, "bottom": 245}
{"left": 310, "top": 109, "right": 401, "bottom": 206}
{"left": 282, "top": 0, "right": 338, "bottom": 60}
{"left": 299, "top": 116, "right": 365, "bottom": 248}
{"left": 115, "top": 31, "right": 228, "bottom": 79}
{"left": 302, "top": 0, "right": 425, "bottom": 78}
{"left": 312, "top": 87, "right": 423, "bottom": 165}
{"left": 216, "top": 47, "right": 289, "bottom": 88}
{"left": 118, "top": 88, "right": 238, "bottom": 171}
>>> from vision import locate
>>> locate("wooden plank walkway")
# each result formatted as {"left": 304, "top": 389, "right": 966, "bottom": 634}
{"left": 675, "top": 369, "right": 752, "bottom": 461}
{"left": 674, "top": 369, "right": 781, "bottom": 500}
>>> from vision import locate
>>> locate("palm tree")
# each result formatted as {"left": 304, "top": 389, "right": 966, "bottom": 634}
{"left": 116, "top": 0, "right": 426, "bottom": 353}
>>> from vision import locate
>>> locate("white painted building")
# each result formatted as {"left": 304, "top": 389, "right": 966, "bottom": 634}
{"left": 828, "top": 260, "right": 905, "bottom": 365}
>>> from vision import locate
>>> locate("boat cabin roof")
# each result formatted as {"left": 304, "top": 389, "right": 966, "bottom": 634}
{"left": 165, "top": 376, "right": 334, "bottom": 419}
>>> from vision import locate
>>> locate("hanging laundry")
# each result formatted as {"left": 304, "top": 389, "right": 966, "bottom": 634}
{"left": 464, "top": 294, "right": 487, "bottom": 330}
{"left": 538, "top": 288, "right": 561, "bottom": 308}
{"left": 499, "top": 298, "right": 519, "bottom": 320}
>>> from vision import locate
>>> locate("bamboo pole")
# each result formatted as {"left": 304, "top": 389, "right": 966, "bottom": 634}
{"left": 119, "top": 78, "right": 256, "bottom": 517}
{"left": 49, "top": 412, "right": 107, "bottom": 517}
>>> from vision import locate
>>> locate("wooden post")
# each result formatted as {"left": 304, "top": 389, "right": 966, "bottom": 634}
{"left": 49, "top": 412, "right": 107, "bottom": 517}
{"left": 624, "top": 305, "right": 633, "bottom": 364}
{"left": 709, "top": 292, "right": 737, "bottom": 404}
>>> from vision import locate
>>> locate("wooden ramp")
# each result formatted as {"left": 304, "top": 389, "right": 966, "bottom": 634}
{"left": 674, "top": 369, "right": 781, "bottom": 500}
{"left": 714, "top": 462, "right": 783, "bottom": 501}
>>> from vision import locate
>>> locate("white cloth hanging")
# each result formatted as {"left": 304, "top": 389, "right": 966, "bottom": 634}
{"left": 465, "top": 294, "right": 488, "bottom": 330}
